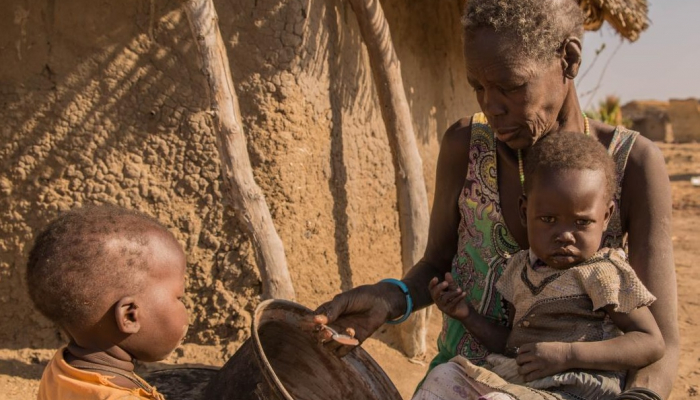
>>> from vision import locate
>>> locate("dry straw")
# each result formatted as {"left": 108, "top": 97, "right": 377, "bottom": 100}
{"left": 578, "top": 0, "right": 649, "bottom": 41}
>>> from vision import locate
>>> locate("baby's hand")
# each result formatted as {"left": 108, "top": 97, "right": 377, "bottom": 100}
{"left": 429, "top": 273, "right": 470, "bottom": 322}
{"left": 515, "top": 342, "right": 573, "bottom": 381}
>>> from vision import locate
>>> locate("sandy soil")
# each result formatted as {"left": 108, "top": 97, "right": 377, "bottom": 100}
{"left": 1, "top": 143, "right": 698, "bottom": 399}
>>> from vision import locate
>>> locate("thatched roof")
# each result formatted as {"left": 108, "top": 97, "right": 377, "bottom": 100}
{"left": 579, "top": 0, "right": 649, "bottom": 42}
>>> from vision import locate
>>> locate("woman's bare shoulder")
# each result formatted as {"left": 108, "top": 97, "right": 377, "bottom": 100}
{"left": 437, "top": 117, "right": 474, "bottom": 174}
{"left": 441, "top": 117, "right": 473, "bottom": 147}
{"left": 627, "top": 133, "right": 666, "bottom": 171}
{"left": 590, "top": 120, "right": 666, "bottom": 176}
{"left": 618, "top": 133, "right": 668, "bottom": 197}
{"left": 619, "top": 130, "right": 671, "bottom": 225}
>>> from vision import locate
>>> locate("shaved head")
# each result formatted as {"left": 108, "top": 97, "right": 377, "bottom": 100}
{"left": 26, "top": 205, "right": 175, "bottom": 328}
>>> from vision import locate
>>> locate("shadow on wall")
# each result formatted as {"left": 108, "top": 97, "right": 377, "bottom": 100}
{"left": 0, "top": 0, "right": 260, "bottom": 351}
{"left": 383, "top": 0, "right": 475, "bottom": 146}
{"left": 221, "top": 0, "right": 373, "bottom": 292}
{"left": 0, "top": 0, "right": 477, "bottom": 358}
{"left": 0, "top": 0, "right": 378, "bottom": 352}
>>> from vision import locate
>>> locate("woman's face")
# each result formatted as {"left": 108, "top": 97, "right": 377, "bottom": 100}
{"left": 464, "top": 28, "right": 569, "bottom": 149}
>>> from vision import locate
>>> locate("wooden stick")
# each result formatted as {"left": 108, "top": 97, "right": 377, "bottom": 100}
{"left": 348, "top": 0, "right": 430, "bottom": 358}
{"left": 182, "top": 0, "right": 295, "bottom": 300}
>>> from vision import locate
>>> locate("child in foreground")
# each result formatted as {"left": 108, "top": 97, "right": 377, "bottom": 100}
{"left": 27, "top": 205, "right": 189, "bottom": 400}
{"left": 418, "top": 132, "right": 665, "bottom": 400}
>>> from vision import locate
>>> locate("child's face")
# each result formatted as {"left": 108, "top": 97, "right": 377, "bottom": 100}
{"left": 522, "top": 168, "right": 614, "bottom": 270}
{"left": 128, "top": 231, "right": 189, "bottom": 362}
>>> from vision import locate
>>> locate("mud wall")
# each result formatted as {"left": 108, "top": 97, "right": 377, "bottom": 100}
{"left": 0, "top": 0, "right": 478, "bottom": 352}
{"left": 668, "top": 98, "right": 700, "bottom": 143}
{"left": 621, "top": 100, "right": 671, "bottom": 142}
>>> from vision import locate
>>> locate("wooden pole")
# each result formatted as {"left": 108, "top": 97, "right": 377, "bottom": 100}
{"left": 347, "top": 0, "right": 430, "bottom": 359}
{"left": 182, "top": 0, "right": 296, "bottom": 301}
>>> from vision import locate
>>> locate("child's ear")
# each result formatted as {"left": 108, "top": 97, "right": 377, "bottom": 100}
{"left": 519, "top": 195, "right": 528, "bottom": 227}
{"left": 603, "top": 200, "right": 615, "bottom": 230}
{"left": 115, "top": 297, "right": 141, "bottom": 334}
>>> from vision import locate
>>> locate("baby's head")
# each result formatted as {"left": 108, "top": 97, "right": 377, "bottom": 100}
{"left": 521, "top": 131, "right": 616, "bottom": 269}
{"left": 26, "top": 205, "right": 188, "bottom": 362}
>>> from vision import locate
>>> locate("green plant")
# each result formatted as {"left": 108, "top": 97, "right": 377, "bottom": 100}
{"left": 586, "top": 95, "right": 632, "bottom": 128}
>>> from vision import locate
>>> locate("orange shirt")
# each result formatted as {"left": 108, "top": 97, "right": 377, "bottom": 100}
{"left": 37, "top": 347, "right": 164, "bottom": 400}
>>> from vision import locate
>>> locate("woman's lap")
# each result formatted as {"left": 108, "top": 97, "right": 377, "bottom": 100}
{"left": 412, "top": 359, "right": 516, "bottom": 400}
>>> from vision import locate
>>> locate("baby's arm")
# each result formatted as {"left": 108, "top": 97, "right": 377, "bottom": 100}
{"left": 516, "top": 305, "right": 664, "bottom": 381}
{"left": 429, "top": 273, "right": 511, "bottom": 353}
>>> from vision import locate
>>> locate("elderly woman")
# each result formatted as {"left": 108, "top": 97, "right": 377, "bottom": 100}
{"left": 315, "top": 0, "right": 678, "bottom": 399}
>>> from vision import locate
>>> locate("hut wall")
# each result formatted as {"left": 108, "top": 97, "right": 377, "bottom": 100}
{"left": 668, "top": 99, "right": 700, "bottom": 143}
{"left": 621, "top": 101, "right": 671, "bottom": 142}
{"left": 0, "top": 0, "right": 478, "bottom": 350}
{"left": 630, "top": 119, "right": 670, "bottom": 142}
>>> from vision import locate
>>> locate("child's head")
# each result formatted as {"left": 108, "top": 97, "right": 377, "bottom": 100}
{"left": 521, "top": 131, "right": 616, "bottom": 269}
{"left": 26, "top": 205, "right": 188, "bottom": 362}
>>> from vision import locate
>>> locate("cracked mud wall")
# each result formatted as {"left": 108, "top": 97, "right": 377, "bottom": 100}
{"left": 0, "top": 0, "right": 478, "bottom": 352}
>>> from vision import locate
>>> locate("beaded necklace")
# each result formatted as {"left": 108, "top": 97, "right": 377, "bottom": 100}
{"left": 517, "top": 112, "right": 589, "bottom": 195}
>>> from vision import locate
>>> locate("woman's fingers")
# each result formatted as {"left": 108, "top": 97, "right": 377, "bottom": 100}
{"left": 313, "top": 284, "right": 392, "bottom": 343}
{"left": 313, "top": 314, "right": 328, "bottom": 325}
{"left": 312, "top": 295, "right": 358, "bottom": 350}
{"left": 314, "top": 292, "right": 351, "bottom": 325}
{"left": 321, "top": 337, "right": 353, "bottom": 357}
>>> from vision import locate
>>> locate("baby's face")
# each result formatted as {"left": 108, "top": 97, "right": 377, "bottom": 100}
{"left": 129, "top": 231, "right": 189, "bottom": 362}
{"left": 523, "top": 168, "right": 613, "bottom": 269}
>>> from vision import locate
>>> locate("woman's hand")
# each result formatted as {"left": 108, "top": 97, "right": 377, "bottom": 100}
{"left": 313, "top": 282, "right": 406, "bottom": 355}
{"left": 515, "top": 342, "right": 573, "bottom": 381}
{"left": 429, "top": 273, "right": 470, "bottom": 322}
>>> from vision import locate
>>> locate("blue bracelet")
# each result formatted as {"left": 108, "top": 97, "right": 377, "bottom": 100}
{"left": 380, "top": 278, "right": 413, "bottom": 324}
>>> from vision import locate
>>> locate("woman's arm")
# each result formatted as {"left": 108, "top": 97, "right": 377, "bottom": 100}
{"left": 403, "top": 118, "right": 474, "bottom": 308}
{"left": 314, "top": 118, "right": 474, "bottom": 340}
{"left": 621, "top": 136, "right": 679, "bottom": 398}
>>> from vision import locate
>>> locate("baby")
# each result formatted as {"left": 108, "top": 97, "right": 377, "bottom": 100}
{"left": 27, "top": 205, "right": 189, "bottom": 400}
{"left": 424, "top": 131, "right": 664, "bottom": 400}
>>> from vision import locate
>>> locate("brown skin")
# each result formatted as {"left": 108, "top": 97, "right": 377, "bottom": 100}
{"left": 315, "top": 27, "right": 678, "bottom": 397}
{"left": 63, "top": 230, "right": 189, "bottom": 389}
{"left": 431, "top": 168, "right": 665, "bottom": 381}
{"left": 524, "top": 169, "right": 615, "bottom": 270}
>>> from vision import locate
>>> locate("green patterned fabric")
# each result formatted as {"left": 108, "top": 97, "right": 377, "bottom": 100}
{"left": 427, "top": 113, "right": 639, "bottom": 373}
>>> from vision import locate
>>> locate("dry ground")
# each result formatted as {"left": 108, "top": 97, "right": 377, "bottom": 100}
{"left": 0, "top": 143, "right": 698, "bottom": 399}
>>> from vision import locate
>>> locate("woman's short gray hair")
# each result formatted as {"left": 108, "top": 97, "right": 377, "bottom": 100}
{"left": 462, "top": 0, "right": 585, "bottom": 61}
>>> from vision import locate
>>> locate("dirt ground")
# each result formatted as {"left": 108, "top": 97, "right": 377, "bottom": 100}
{"left": 1, "top": 142, "right": 698, "bottom": 399}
